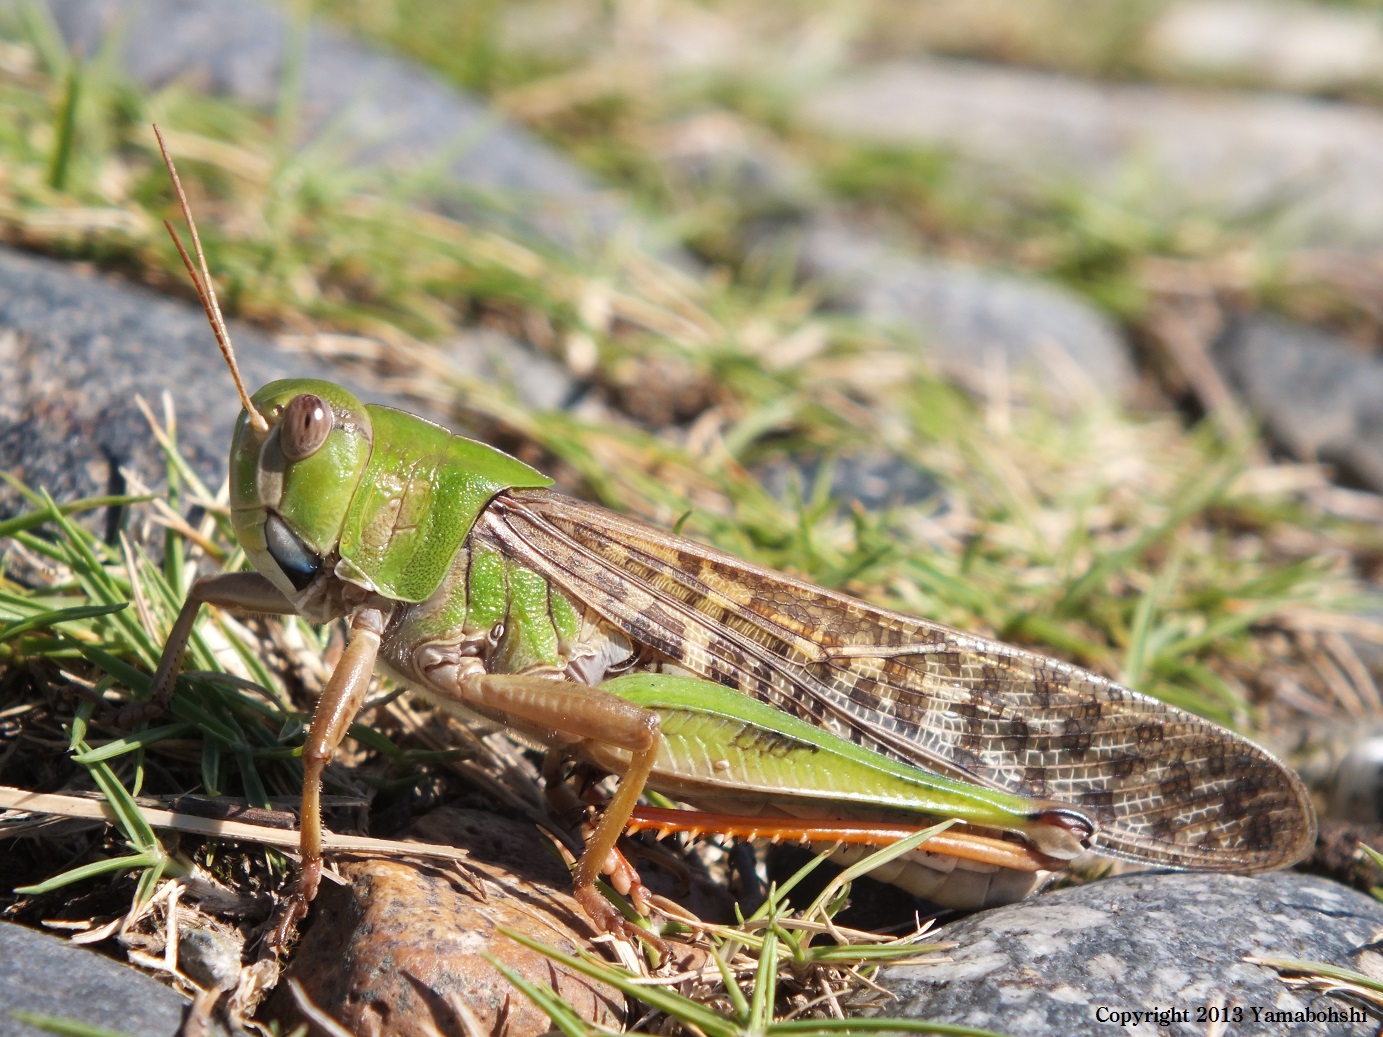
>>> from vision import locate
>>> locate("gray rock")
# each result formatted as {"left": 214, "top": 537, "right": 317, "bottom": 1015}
{"left": 1327, "top": 730, "right": 1383, "bottom": 825}
{"left": 0, "top": 920, "right": 189, "bottom": 1036}
{"left": 656, "top": 111, "right": 820, "bottom": 220}
{"left": 799, "top": 219, "right": 1137, "bottom": 401}
{"left": 1212, "top": 316, "right": 1383, "bottom": 493}
{"left": 177, "top": 921, "right": 244, "bottom": 993}
{"left": 876, "top": 871, "right": 1380, "bottom": 1036}
{"left": 39, "top": 0, "right": 642, "bottom": 249}
{"left": 442, "top": 328, "right": 578, "bottom": 415}
{"left": 1145, "top": 1, "right": 1383, "bottom": 94}
{"left": 0, "top": 246, "right": 442, "bottom": 519}
{"left": 802, "top": 58, "right": 1383, "bottom": 246}
{"left": 755, "top": 451, "right": 941, "bottom": 513}
{"left": 654, "top": 119, "right": 1137, "bottom": 403}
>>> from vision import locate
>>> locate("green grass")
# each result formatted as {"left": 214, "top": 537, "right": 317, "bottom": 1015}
{"left": 0, "top": 5, "right": 1381, "bottom": 1035}
{"left": 497, "top": 828, "right": 1018, "bottom": 1037}
{"left": 309, "top": 0, "right": 1383, "bottom": 332}
{"left": 852, "top": 0, "right": 1165, "bottom": 80}
{"left": 8, "top": 1013, "right": 146, "bottom": 1037}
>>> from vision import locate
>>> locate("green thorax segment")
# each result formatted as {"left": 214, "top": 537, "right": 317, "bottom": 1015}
{"left": 336, "top": 405, "right": 552, "bottom": 602}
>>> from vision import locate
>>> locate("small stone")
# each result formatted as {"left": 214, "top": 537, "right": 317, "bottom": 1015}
{"left": 656, "top": 111, "right": 819, "bottom": 218}
{"left": 799, "top": 219, "right": 1136, "bottom": 402}
{"left": 443, "top": 329, "right": 578, "bottom": 415}
{"left": 269, "top": 808, "right": 625, "bottom": 1037}
{"left": 0, "top": 920, "right": 189, "bottom": 1036}
{"left": 1213, "top": 316, "right": 1383, "bottom": 493}
{"left": 178, "top": 921, "right": 245, "bottom": 993}
{"left": 755, "top": 451, "right": 941, "bottom": 513}
{"left": 873, "top": 871, "right": 1382, "bottom": 1036}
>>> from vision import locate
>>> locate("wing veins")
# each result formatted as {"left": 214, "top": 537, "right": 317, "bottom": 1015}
{"left": 483, "top": 490, "right": 1316, "bottom": 872}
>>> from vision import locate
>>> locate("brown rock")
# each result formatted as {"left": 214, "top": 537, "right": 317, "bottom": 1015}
{"left": 267, "top": 808, "right": 625, "bottom": 1037}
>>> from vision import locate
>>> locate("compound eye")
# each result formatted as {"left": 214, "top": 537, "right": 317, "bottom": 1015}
{"left": 279, "top": 394, "right": 334, "bottom": 461}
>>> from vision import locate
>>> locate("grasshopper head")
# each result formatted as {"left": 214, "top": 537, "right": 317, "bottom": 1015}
{"left": 229, "top": 379, "right": 373, "bottom": 601}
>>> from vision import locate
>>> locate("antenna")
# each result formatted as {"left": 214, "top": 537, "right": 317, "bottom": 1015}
{"left": 153, "top": 124, "right": 269, "bottom": 433}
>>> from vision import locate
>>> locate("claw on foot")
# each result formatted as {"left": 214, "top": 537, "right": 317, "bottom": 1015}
{"left": 602, "top": 845, "right": 654, "bottom": 915}
{"left": 270, "top": 856, "right": 323, "bottom": 949}
{"left": 271, "top": 895, "right": 309, "bottom": 949}
{"left": 575, "top": 881, "right": 669, "bottom": 956}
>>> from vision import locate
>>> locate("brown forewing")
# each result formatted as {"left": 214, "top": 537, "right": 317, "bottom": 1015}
{"left": 478, "top": 488, "right": 1316, "bottom": 873}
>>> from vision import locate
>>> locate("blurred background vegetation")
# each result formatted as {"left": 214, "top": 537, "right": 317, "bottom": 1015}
{"left": 3, "top": 0, "right": 1383, "bottom": 1029}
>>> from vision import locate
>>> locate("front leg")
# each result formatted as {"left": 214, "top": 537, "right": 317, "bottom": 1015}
{"left": 141, "top": 572, "right": 297, "bottom": 715}
{"left": 275, "top": 605, "right": 386, "bottom": 943}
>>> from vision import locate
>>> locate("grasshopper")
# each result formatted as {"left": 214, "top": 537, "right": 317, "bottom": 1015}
{"left": 143, "top": 128, "right": 1315, "bottom": 945}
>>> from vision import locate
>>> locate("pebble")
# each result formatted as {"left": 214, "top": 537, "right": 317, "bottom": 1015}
{"left": 754, "top": 450, "right": 941, "bottom": 513}
{"left": 656, "top": 111, "right": 820, "bottom": 221}
{"left": 876, "top": 870, "right": 1383, "bottom": 1037}
{"left": 653, "top": 113, "right": 1140, "bottom": 406}
{"left": 1212, "top": 315, "right": 1383, "bottom": 493}
{"left": 177, "top": 921, "right": 246, "bottom": 994}
{"left": 802, "top": 58, "right": 1383, "bottom": 246}
{"left": 443, "top": 328, "right": 579, "bottom": 415}
{"left": 268, "top": 808, "right": 625, "bottom": 1037}
{"left": 798, "top": 218, "right": 1138, "bottom": 402}
{"left": 656, "top": 119, "right": 1139, "bottom": 405}
{"left": 0, "top": 920, "right": 190, "bottom": 1037}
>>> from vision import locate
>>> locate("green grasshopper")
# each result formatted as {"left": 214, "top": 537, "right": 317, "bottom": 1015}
{"left": 143, "top": 128, "right": 1316, "bottom": 945}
